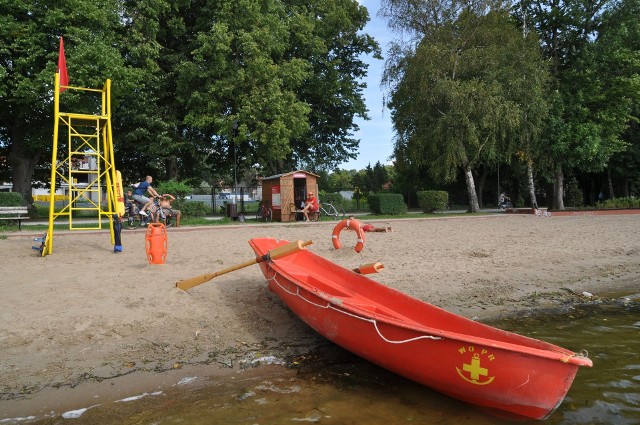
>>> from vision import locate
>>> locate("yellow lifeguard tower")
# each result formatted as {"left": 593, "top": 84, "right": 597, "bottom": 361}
{"left": 42, "top": 73, "right": 123, "bottom": 255}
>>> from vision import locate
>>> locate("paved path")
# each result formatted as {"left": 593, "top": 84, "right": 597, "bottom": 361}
{"left": 13, "top": 207, "right": 509, "bottom": 231}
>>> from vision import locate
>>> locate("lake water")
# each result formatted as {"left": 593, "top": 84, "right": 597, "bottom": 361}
{"left": 6, "top": 296, "right": 639, "bottom": 425}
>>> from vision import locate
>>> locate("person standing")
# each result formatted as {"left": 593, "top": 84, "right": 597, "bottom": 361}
{"left": 132, "top": 176, "right": 160, "bottom": 216}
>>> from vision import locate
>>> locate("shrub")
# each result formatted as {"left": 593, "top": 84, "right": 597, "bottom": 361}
{"left": 417, "top": 190, "right": 449, "bottom": 213}
{"left": 319, "top": 191, "right": 344, "bottom": 205}
{"left": 155, "top": 179, "right": 192, "bottom": 199}
{"left": 180, "top": 201, "right": 209, "bottom": 218}
{"left": 350, "top": 197, "right": 368, "bottom": 212}
{"left": 0, "top": 192, "right": 25, "bottom": 206}
{"left": 368, "top": 193, "right": 407, "bottom": 215}
{"left": 597, "top": 197, "right": 640, "bottom": 209}
{"left": 564, "top": 177, "right": 583, "bottom": 207}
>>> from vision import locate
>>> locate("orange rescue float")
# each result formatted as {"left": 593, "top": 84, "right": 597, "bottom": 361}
{"left": 332, "top": 218, "right": 366, "bottom": 253}
{"left": 146, "top": 223, "right": 168, "bottom": 264}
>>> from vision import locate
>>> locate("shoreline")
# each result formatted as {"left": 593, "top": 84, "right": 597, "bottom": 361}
{"left": 2, "top": 291, "right": 637, "bottom": 422}
{"left": 1, "top": 214, "right": 639, "bottom": 420}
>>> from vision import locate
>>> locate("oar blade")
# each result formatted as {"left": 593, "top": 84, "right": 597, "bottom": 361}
{"left": 176, "top": 273, "right": 216, "bottom": 291}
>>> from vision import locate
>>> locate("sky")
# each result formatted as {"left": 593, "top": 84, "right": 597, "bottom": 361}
{"left": 339, "top": 0, "right": 396, "bottom": 171}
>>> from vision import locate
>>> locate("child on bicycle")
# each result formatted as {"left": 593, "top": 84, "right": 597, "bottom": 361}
{"left": 124, "top": 190, "right": 135, "bottom": 217}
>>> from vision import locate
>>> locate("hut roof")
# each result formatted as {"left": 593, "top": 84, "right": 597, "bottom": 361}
{"left": 260, "top": 170, "right": 320, "bottom": 180}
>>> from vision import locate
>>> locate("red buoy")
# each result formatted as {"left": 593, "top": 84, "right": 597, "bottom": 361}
{"left": 145, "top": 223, "right": 168, "bottom": 264}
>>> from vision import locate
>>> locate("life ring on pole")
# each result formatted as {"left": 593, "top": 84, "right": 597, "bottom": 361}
{"left": 332, "top": 218, "right": 366, "bottom": 253}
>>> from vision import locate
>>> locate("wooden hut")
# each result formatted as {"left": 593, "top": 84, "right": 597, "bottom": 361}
{"left": 260, "top": 170, "right": 319, "bottom": 222}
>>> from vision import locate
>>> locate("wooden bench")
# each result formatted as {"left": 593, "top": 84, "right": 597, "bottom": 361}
{"left": 288, "top": 203, "right": 319, "bottom": 222}
{"left": 289, "top": 203, "right": 303, "bottom": 222}
{"left": 0, "top": 206, "right": 30, "bottom": 230}
{"left": 310, "top": 207, "right": 321, "bottom": 222}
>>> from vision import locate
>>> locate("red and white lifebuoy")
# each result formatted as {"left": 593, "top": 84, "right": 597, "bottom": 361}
{"left": 332, "top": 218, "right": 366, "bottom": 253}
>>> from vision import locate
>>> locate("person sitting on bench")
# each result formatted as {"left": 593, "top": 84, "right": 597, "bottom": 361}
{"left": 301, "top": 192, "right": 319, "bottom": 222}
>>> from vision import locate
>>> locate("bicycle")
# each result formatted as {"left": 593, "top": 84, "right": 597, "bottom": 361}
{"left": 315, "top": 202, "right": 345, "bottom": 221}
{"left": 122, "top": 200, "right": 150, "bottom": 229}
{"left": 256, "top": 201, "right": 272, "bottom": 222}
{"left": 150, "top": 198, "right": 173, "bottom": 227}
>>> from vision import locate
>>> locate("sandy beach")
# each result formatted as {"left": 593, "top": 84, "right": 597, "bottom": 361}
{"left": 1, "top": 213, "right": 640, "bottom": 419}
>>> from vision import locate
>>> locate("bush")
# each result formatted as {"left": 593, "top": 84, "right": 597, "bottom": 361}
{"left": 155, "top": 179, "right": 192, "bottom": 200}
{"left": 367, "top": 193, "right": 407, "bottom": 215}
{"left": 180, "top": 201, "right": 209, "bottom": 218}
{"left": 0, "top": 192, "right": 25, "bottom": 206}
{"left": 350, "top": 197, "right": 368, "bottom": 212}
{"left": 596, "top": 197, "right": 640, "bottom": 209}
{"left": 417, "top": 190, "right": 449, "bottom": 213}
{"left": 319, "top": 191, "right": 344, "bottom": 205}
{"left": 564, "top": 177, "right": 583, "bottom": 208}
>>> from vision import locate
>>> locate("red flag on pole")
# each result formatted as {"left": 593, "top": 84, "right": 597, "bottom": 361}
{"left": 58, "top": 37, "right": 69, "bottom": 92}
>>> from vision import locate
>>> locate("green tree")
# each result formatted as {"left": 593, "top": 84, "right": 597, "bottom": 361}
{"left": 325, "top": 169, "right": 353, "bottom": 193}
{"left": 114, "top": 0, "right": 177, "bottom": 184}
{"left": 171, "top": 0, "right": 380, "bottom": 179}
{"left": 177, "top": 0, "right": 311, "bottom": 179}
{"left": 285, "top": 0, "right": 381, "bottom": 172}
{"left": 1, "top": 0, "right": 380, "bottom": 203}
{"left": 0, "top": 0, "right": 129, "bottom": 208}
{"left": 588, "top": 0, "right": 640, "bottom": 199}
{"left": 517, "top": 0, "right": 636, "bottom": 209}
{"left": 351, "top": 169, "right": 368, "bottom": 193}
{"left": 367, "top": 161, "right": 389, "bottom": 192}
{"left": 508, "top": 20, "right": 551, "bottom": 209}
{"left": 385, "top": 8, "right": 544, "bottom": 212}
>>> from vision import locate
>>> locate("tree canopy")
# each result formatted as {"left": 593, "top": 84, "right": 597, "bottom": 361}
{"left": 381, "top": 0, "right": 640, "bottom": 210}
{"left": 516, "top": 0, "right": 639, "bottom": 209}
{"left": 385, "top": 5, "right": 550, "bottom": 211}
{"left": 0, "top": 0, "right": 379, "bottom": 204}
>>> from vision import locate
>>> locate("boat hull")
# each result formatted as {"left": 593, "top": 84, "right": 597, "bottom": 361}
{"left": 249, "top": 238, "right": 592, "bottom": 420}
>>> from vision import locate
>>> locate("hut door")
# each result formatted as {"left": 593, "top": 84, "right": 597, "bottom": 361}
{"left": 293, "top": 178, "right": 306, "bottom": 210}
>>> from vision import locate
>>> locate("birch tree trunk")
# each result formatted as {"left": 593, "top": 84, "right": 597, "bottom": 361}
{"left": 527, "top": 159, "right": 538, "bottom": 209}
{"left": 464, "top": 163, "right": 480, "bottom": 212}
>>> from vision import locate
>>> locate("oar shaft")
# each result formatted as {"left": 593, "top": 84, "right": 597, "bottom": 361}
{"left": 176, "top": 240, "right": 312, "bottom": 291}
{"left": 177, "top": 258, "right": 259, "bottom": 291}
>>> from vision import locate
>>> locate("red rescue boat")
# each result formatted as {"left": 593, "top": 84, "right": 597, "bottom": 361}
{"left": 248, "top": 238, "right": 593, "bottom": 421}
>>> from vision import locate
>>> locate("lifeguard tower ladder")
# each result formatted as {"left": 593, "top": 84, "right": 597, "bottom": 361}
{"left": 44, "top": 73, "right": 122, "bottom": 255}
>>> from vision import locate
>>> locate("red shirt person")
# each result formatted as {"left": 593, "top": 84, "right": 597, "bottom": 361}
{"left": 302, "top": 192, "right": 319, "bottom": 221}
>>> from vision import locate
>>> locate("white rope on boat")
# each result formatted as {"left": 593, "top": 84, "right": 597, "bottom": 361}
{"left": 266, "top": 271, "right": 442, "bottom": 345}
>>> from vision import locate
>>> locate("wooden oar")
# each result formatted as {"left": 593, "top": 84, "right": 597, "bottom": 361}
{"left": 353, "top": 262, "right": 384, "bottom": 275}
{"left": 176, "top": 240, "right": 313, "bottom": 291}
